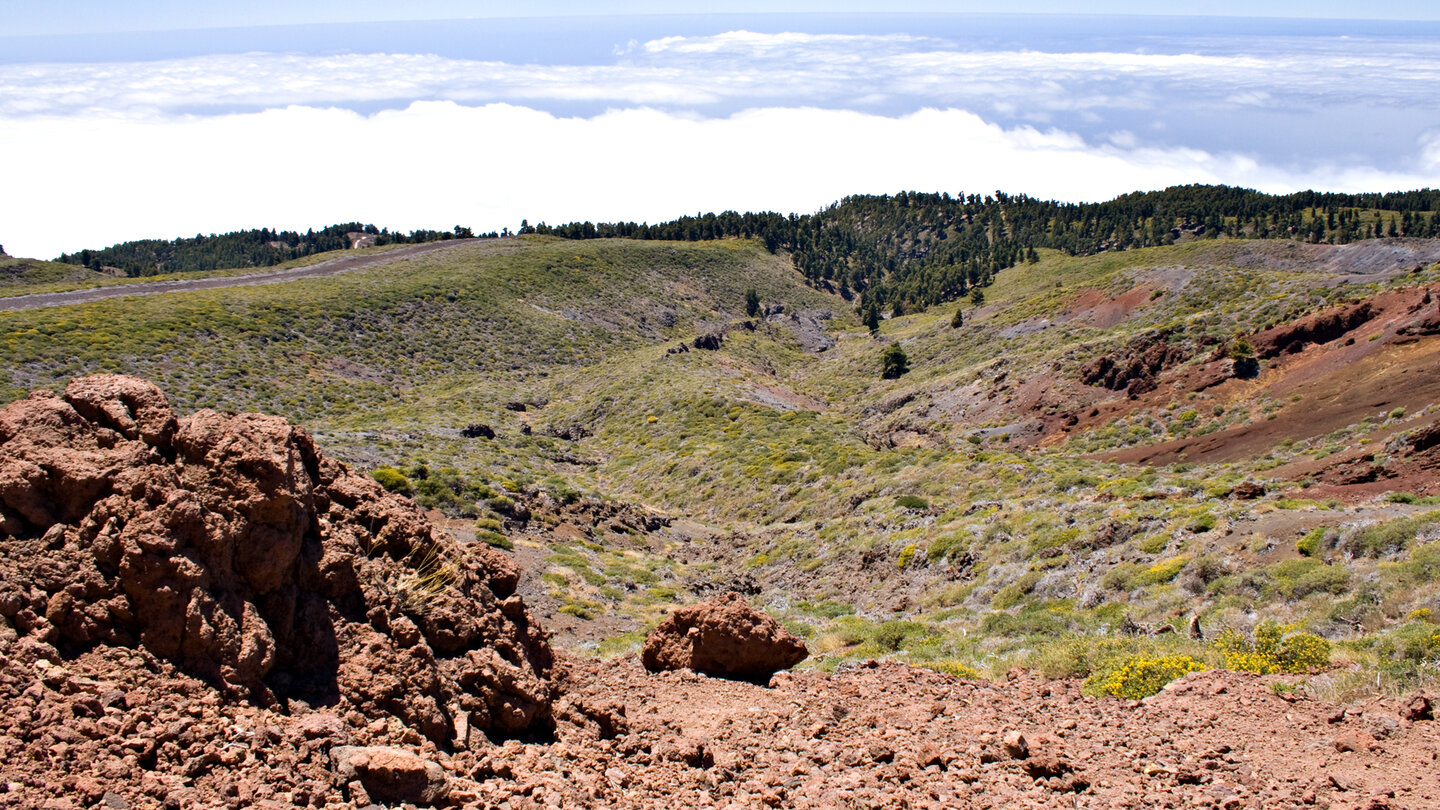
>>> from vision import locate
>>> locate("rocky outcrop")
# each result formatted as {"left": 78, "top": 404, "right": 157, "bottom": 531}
{"left": 0, "top": 375, "right": 555, "bottom": 746}
{"left": 1251, "top": 301, "right": 1376, "bottom": 358}
{"left": 641, "top": 591, "right": 807, "bottom": 682}
{"left": 1079, "top": 334, "right": 1190, "bottom": 396}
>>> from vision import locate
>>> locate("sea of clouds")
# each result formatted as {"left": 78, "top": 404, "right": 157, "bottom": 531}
{"left": 2, "top": 25, "right": 1438, "bottom": 258}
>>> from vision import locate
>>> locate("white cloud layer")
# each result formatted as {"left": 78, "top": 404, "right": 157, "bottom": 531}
{"left": 2, "top": 30, "right": 1438, "bottom": 118}
{"left": 4, "top": 102, "right": 1437, "bottom": 260}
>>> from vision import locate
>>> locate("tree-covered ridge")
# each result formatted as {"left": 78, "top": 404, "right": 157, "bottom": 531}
{"left": 538, "top": 184, "right": 1440, "bottom": 311}
{"left": 56, "top": 223, "right": 491, "bottom": 277}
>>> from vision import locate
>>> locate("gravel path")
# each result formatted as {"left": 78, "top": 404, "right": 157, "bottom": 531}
{"left": 0, "top": 238, "right": 483, "bottom": 312}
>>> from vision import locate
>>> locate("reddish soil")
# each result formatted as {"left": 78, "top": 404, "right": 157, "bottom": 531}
{"left": 1102, "top": 286, "right": 1440, "bottom": 469}
{"left": 0, "top": 239, "right": 483, "bottom": 312}
{"left": 10, "top": 639, "right": 1436, "bottom": 809}
{"left": 477, "top": 658, "right": 1439, "bottom": 810}
{"left": 1109, "top": 339, "right": 1440, "bottom": 467}
{"left": 1060, "top": 285, "right": 1155, "bottom": 329}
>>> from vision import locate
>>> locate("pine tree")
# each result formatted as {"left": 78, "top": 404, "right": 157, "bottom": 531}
{"left": 881, "top": 344, "right": 909, "bottom": 379}
{"left": 745, "top": 287, "right": 761, "bottom": 317}
{"left": 951, "top": 308, "right": 963, "bottom": 329}
{"left": 863, "top": 303, "right": 881, "bottom": 334}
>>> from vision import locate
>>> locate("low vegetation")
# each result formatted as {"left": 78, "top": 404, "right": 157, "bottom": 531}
{"left": 7, "top": 185, "right": 1440, "bottom": 702}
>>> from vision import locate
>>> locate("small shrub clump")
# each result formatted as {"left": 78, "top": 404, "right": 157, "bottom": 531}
{"left": 1083, "top": 654, "right": 1208, "bottom": 699}
{"left": 897, "top": 543, "right": 918, "bottom": 569}
{"left": 871, "top": 620, "right": 930, "bottom": 652}
{"left": 1213, "top": 621, "right": 1331, "bottom": 674}
{"left": 927, "top": 660, "right": 981, "bottom": 679}
{"left": 476, "top": 530, "right": 514, "bottom": 550}
{"left": 371, "top": 466, "right": 413, "bottom": 495}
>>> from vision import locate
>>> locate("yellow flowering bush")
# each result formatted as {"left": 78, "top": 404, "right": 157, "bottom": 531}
{"left": 1213, "top": 621, "right": 1330, "bottom": 674}
{"left": 927, "top": 660, "right": 981, "bottom": 679}
{"left": 1084, "top": 654, "right": 1207, "bottom": 699}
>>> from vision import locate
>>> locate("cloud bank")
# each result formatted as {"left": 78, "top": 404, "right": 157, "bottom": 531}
{"left": 4, "top": 102, "right": 1437, "bottom": 260}
{"left": 1, "top": 28, "right": 1437, "bottom": 258}
{"left": 4, "top": 31, "right": 1438, "bottom": 118}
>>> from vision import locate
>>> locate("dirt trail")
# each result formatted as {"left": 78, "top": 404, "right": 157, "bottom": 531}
{"left": 0, "top": 238, "right": 483, "bottom": 312}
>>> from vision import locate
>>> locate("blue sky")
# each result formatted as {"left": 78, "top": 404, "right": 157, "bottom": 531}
{"left": 1, "top": 5, "right": 1438, "bottom": 258}
{"left": 6, "top": 2, "right": 1440, "bottom": 35}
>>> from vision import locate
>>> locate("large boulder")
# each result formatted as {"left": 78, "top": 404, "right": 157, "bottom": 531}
{"left": 0, "top": 375, "right": 555, "bottom": 744}
{"left": 332, "top": 746, "right": 450, "bottom": 806}
{"left": 641, "top": 592, "right": 807, "bottom": 682}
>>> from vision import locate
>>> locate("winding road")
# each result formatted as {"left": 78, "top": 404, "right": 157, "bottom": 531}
{"left": 0, "top": 238, "right": 483, "bottom": 312}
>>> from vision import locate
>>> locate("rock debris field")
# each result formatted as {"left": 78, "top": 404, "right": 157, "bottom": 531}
{"left": 1, "top": 376, "right": 1439, "bottom": 809}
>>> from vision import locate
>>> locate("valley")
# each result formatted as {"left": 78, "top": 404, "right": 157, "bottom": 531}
{"left": 5, "top": 203, "right": 1440, "bottom": 808}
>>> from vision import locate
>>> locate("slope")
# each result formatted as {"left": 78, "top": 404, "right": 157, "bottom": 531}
{"left": 6, "top": 230, "right": 1440, "bottom": 703}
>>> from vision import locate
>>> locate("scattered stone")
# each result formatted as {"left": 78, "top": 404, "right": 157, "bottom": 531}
{"left": 1022, "top": 755, "right": 1071, "bottom": 778}
{"left": 1002, "top": 730, "right": 1030, "bottom": 760}
{"left": 1399, "top": 691, "right": 1433, "bottom": 722}
{"left": 1231, "top": 480, "right": 1266, "bottom": 499}
{"left": 1333, "top": 729, "right": 1377, "bottom": 752}
{"left": 1363, "top": 713, "right": 1401, "bottom": 739}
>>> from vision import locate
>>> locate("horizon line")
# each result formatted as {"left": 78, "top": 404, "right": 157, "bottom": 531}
{"left": 7, "top": 11, "right": 1440, "bottom": 40}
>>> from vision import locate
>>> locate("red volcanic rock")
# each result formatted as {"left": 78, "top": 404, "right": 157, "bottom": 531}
{"left": 0, "top": 375, "right": 554, "bottom": 745}
{"left": 1400, "top": 691, "right": 1433, "bottom": 723}
{"left": 1251, "top": 301, "right": 1376, "bottom": 359}
{"left": 332, "top": 746, "right": 450, "bottom": 806}
{"left": 641, "top": 591, "right": 807, "bottom": 681}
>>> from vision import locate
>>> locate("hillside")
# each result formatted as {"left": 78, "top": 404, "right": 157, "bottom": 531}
{"left": 539, "top": 184, "right": 1440, "bottom": 313}
{"left": 4, "top": 225, "right": 1440, "bottom": 704}
{"left": 0, "top": 255, "right": 115, "bottom": 289}
{"left": 8, "top": 217, "right": 1440, "bottom": 807}
{"left": 53, "top": 222, "right": 487, "bottom": 277}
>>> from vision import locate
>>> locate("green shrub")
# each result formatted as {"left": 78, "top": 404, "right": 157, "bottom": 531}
{"left": 1268, "top": 558, "right": 1349, "bottom": 599}
{"left": 1341, "top": 510, "right": 1440, "bottom": 558}
{"left": 980, "top": 604, "right": 1070, "bottom": 636}
{"left": 927, "top": 532, "right": 969, "bottom": 562}
{"left": 895, "top": 494, "right": 930, "bottom": 510}
{"left": 371, "top": 466, "right": 413, "bottom": 495}
{"left": 797, "top": 599, "right": 854, "bottom": 618}
{"left": 1399, "top": 542, "right": 1440, "bottom": 583}
{"left": 1297, "top": 528, "right": 1325, "bottom": 557}
{"left": 1139, "top": 556, "right": 1190, "bottom": 586}
{"left": 1213, "top": 621, "right": 1330, "bottom": 674}
{"left": 992, "top": 571, "right": 1042, "bottom": 609}
{"left": 559, "top": 603, "right": 595, "bottom": 620}
{"left": 476, "top": 530, "right": 514, "bottom": 550}
{"left": 871, "top": 620, "right": 930, "bottom": 652}
{"left": 1372, "top": 621, "right": 1440, "bottom": 674}
{"left": 1083, "top": 654, "right": 1207, "bottom": 699}
{"left": 1188, "top": 513, "right": 1217, "bottom": 533}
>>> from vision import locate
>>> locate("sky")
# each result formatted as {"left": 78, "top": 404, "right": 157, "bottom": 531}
{"left": 1, "top": 3, "right": 1439, "bottom": 258}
